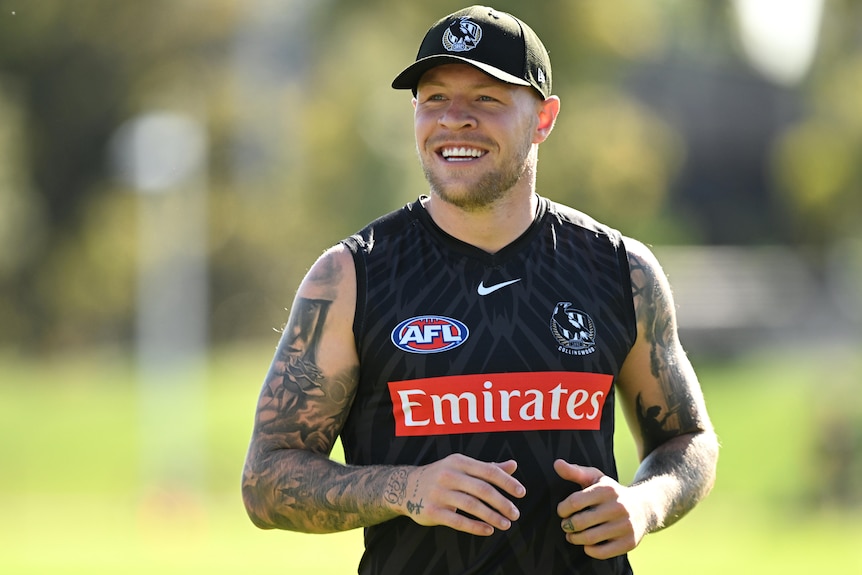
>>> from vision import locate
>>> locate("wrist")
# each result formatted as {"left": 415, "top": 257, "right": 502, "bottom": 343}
{"left": 382, "top": 466, "right": 423, "bottom": 518}
{"left": 629, "top": 476, "right": 675, "bottom": 534}
{"left": 402, "top": 467, "right": 426, "bottom": 518}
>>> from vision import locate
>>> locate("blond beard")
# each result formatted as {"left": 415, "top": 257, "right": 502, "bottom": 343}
{"left": 421, "top": 145, "right": 537, "bottom": 212}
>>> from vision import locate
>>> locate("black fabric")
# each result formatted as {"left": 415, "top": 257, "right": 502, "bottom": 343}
{"left": 340, "top": 196, "right": 637, "bottom": 574}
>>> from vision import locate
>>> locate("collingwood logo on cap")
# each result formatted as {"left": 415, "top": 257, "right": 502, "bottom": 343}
{"left": 442, "top": 17, "right": 482, "bottom": 53}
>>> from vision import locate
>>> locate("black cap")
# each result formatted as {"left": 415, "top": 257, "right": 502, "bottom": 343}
{"left": 392, "top": 5, "right": 552, "bottom": 99}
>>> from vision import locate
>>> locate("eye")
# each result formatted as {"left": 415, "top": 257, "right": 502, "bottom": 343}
{"left": 417, "top": 92, "right": 447, "bottom": 104}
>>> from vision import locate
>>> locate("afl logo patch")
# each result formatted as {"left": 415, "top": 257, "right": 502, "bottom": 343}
{"left": 391, "top": 316, "right": 469, "bottom": 354}
{"left": 550, "top": 302, "right": 597, "bottom": 356}
{"left": 442, "top": 17, "right": 482, "bottom": 53}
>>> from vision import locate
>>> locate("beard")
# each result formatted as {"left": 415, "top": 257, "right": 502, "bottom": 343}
{"left": 420, "top": 140, "right": 536, "bottom": 212}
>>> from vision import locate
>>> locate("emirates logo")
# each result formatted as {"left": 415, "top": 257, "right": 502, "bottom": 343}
{"left": 389, "top": 371, "right": 612, "bottom": 436}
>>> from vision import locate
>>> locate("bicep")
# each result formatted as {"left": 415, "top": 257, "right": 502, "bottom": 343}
{"left": 617, "top": 239, "right": 713, "bottom": 461}
{"left": 251, "top": 245, "right": 359, "bottom": 457}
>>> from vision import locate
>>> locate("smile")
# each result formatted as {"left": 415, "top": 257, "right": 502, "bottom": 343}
{"left": 440, "top": 147, "right": 486, "bottom": 161}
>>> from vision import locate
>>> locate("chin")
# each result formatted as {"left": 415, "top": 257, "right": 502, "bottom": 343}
{"left": 431, "top": 187, "right": 504, "bottom": 212}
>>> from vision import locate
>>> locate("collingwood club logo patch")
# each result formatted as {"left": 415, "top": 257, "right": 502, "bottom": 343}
{"left": 550, "top": 302, "right": 597, "bottom": 356}
{"left": 443, "top": 17, "right": 482, "bottom": 53}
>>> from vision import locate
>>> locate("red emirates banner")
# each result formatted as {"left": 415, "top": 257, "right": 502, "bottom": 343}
{"left": 388, "top": 371, "right": 613, "bottom": 437}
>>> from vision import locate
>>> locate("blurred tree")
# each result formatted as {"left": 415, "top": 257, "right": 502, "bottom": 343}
{"left": 0, "top": 0, "right": 242, "bottom": 349}
{"left": 772, "top": 1, "right": 862, "bottom": 246}
{"left": 0, "top": 80, "right": 45, "bottom": 344}
{"left": 0, "top": 0, "right": 858, "bottom": 352}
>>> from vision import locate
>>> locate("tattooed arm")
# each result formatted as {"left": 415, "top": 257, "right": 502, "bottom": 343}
{"left": 556, "top": 238, "right": 718, "bottom": 559}
{"left": 618, "top": 238, "right": 718, "bottom": 523}
{"left": 242, "top": 245, "right": 524, "bottom": 535}
{"left": 241, "top": 245, "right": 394, "bottom": 533}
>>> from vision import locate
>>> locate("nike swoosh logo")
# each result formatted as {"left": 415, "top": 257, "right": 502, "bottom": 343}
{"left": 477, "top": 278, "right": 522, "bottom": 296}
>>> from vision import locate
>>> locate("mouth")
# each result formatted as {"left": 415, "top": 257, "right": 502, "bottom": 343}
{"left": 438, "top": 146, "right": 487, "bottom": 162}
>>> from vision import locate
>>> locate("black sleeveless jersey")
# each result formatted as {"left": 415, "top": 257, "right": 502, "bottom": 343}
{"left": 340, "top": 196, "right": 637, "bottom": 575}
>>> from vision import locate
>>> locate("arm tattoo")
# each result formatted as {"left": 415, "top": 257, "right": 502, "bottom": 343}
{"left": 243, "top": 250, "right": 418, "bottom": 533}
{"left": 245, "top": 320, "right": 400, "bottom": 533}
{"left": 628, "top": 249, "right": 718, "bottom": 529}
{"left": 264, "top": 455, "right": 405, "bottom": 532}
{"left": 256, "top": 297, "right": 341, "bottom": 453}
{"left": 629, "top": 252, "right": 700, "bottom": 453}
{"left": 276, "top": 298, "right": 329, "bottom": 394}
{"left": 243, "top": 254, "right": 411, "bottom": 532}
{"left": 384, "top": 469, "right": 408, "bottom": 505}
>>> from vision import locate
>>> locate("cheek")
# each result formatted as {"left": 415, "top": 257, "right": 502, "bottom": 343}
{"left": 413, "top": 114, "right": 436, "bottom": 147}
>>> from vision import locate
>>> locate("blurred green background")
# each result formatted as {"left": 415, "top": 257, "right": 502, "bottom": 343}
{"left": 1, "top": 0, "right": 860, "bottom": 573}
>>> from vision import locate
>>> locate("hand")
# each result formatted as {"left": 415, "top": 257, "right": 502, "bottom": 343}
{"left": 400, "top": 454, "right": 526, "bottom": 536}
{"left": 554, "top": 459, "right": 650, "bottom": 559}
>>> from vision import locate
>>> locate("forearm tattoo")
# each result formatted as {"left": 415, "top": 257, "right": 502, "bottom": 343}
{"left": 260, "top": 453, "right": 404, "bottom": 532}
{"left": 384, "top": 469, "right": 409, "bottom": 506}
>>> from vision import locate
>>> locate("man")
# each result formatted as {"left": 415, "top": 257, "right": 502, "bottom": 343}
{"left": 242, "top": 5, "right": 718, "bottom": 574}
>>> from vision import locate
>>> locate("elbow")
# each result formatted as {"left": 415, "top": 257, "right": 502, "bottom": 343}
{"left": 677, "top": 428, "right": 719, "bottom": 502}
{"left": 241, "top": 482, "right": 276, "bottom": 530}
{"left": 247, "top": 513, "right": 276, "bottom": 531}
{"left": 701, "top": 428, "right": 720, "bottom": 492}
{"left": 241, "top": 463, "right": 317, "bottom": 532}
{"left": 241, "top": 461, "right": 282, "bottom": 530}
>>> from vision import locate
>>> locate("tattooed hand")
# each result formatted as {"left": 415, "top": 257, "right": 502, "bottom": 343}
{"left": 395, "top": 454, "right": 526, "bottom": 536}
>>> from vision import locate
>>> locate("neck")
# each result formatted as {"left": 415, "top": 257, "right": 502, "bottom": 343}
{"left": 423, "top": 190, "right": 539, "bottom": 254}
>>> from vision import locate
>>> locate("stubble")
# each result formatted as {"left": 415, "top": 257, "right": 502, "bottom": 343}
{"left": 419, "top": 138, "right": 536, "bottom": 212}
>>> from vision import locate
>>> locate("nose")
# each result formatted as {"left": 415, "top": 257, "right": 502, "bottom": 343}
{"left": 438, "top": 99, "right": 477, "bottom": 130}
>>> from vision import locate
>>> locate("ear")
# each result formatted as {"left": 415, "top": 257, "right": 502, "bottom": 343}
{"left": 534, "top": 95, "right": 560, "bottom": 144}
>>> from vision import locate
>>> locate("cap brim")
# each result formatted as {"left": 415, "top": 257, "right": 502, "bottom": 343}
{"left": 391, "top": 54, "right": 531, "bottom": 92}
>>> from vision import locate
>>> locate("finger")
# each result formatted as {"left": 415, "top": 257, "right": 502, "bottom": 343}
{"left": 554, "top": 460, "right": 607, "bottom": 518}
{"left": 441, "top": 507, "right": 500, "bottom": 537}
{"left": 417, "top": 479, "right": 516, "bottom": 536}
{"left": 492, "top": 459, "right": 518, "bottom": 477}
{"left": 560, "top": 504, "right": 600, "bottom": 534}
{"left": 445, "top": 487, "right": 518, "bottom": 532}
{"left": 443, "top": 470, "right": 522, "bottom": 524}
{"left": 553, "top": 459, "right": 603, "bottom": 488}
{"left": 407, "top": 455, "right": 526, "bottom": 534}
{"left": 477, "top": 458, "right": 527, "bottom": 499}
{"left": 401, "top": 486, "right": 501, "bottom": 536}
{"left": 451, "top": 456, "right": 526, "bottom": 500}
{"left": 566, "top": 524, "right": 636, "bottom": 560}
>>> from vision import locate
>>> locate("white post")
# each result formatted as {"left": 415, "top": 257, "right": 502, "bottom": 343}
{"left": 111, "top": 112, "right": 208, "bottom": 502}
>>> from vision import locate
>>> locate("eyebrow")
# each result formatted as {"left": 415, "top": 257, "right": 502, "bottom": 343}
{"left": 418, "top": 78, "right": 508, "bottom": 91}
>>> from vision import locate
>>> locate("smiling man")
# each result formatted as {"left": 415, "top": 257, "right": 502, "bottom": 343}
{"left": 242, "top": 6, "right": 718, "bottom": 574}
{"left": 413, "top": 63, "right": 551, "bottom": 214}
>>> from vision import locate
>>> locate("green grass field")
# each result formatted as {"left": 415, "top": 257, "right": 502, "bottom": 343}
{"left": 1, "top": 342, "right": 860, "bottom": 574}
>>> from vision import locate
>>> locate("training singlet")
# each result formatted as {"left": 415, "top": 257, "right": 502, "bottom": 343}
{"left": 340, "top": 196, "right": 638, "bottom": 575}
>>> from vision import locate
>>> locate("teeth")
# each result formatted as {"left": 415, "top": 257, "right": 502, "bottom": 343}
{"left": 441, "top": 147, "right": 484, "bottom": 160}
